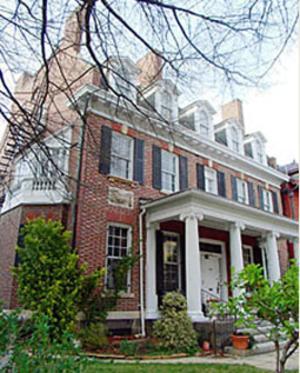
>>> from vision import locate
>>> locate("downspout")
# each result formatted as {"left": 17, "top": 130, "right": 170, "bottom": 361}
{"left": 71, "top": 95, "right": 90, "bottom": 250}
{"left": 139, "top": 205, "right": 146, "bottom": 337}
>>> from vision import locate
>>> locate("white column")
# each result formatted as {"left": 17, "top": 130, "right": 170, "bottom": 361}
{"left": 292, "top": 238, "right": 299, "bottom": 265}
{"left": 180, "top": 211, "right": 204, "bottom": 321}
{"left": 145, "top": 222, "right": 158, "bottom": 319}
{"left": 229, "top": 222, "right": 245, "bottom": 296}
{"left": 265, "top": 231, "right": 281, "bottom": 283}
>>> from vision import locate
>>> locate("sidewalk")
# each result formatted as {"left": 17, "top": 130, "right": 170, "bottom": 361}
{"left": 108, "top": 350, "right": 299, "bottom": 371}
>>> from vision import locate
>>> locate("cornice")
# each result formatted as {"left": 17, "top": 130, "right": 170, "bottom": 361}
{"left": 69, "top": 84, "right": 289, "bottom": 187}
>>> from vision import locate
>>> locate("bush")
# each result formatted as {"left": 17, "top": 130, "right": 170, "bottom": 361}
{"left": 78, "top": 322, "right": 108, "bottom": 350}
{"left": 153, "top": 292, "right": 198, "bottom": 353}
{"left": 119, "top": 339, "right": 138, "bottom": 356}
{"left": 14, "top": 218, "right": 84, "bottom": 340}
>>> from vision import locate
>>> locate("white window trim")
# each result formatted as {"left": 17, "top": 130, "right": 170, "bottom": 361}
{"left": 110, "top": 131, "right": 134, "bottom": 181}
{"left": 105, "top": 223, "right": 133, "bottom": 293}
{"left": 162, "top": 231, "right": 182, "bottom": 292}
{"left": 242, "top": 245, "right": 254, "bottom": 266}
{"left": 161, "top": 150, "right": 179, "bottom": 194}
{"left": 236, "top": 178, "right": 249, "bottom": 205}
{"left": 204, "top": 166, "right": 217, "bottom": 195}
{"left": 262, "top": 189, "right": 273, "bottom": 212}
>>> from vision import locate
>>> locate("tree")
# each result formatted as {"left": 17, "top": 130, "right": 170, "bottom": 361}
{"left": 13, "top": 218, "right": 84, "bottom": 339}
{"left": 212, "top": 263, "right": 299, "bottom": 373}
{"left": 0, "top": 0, "right": 298, "bottom": 201}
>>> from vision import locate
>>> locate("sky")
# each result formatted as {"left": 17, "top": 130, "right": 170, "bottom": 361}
{"left": 0, "top": 45, "right": 298, "bottom": 167}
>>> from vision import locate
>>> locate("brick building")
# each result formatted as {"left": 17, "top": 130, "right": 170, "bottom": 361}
{"left": 0, "top": 9, "right": 298, "bottom": 334}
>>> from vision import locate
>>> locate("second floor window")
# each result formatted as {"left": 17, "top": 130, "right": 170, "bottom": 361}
{"left": 204, "top": 167, "right": 217, "bottom": 194}
{"left": 110, "top": 132, "right": 133, "bottom": 180}
{"left": 236, "top": 179, "right": 249, "bottom": 204}
{"left": 161, "top": 150, "right": 178, "bottom": 193}
{"left": 262, "top": 189, "right": 273, "bottom": 212}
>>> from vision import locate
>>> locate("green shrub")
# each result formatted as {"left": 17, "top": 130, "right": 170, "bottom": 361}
{"left": 13, "top": 218, "right": 85, "bottom": 340}
{"left": 153, "top": 292, "right": 198, "bottom": 354}
{"left": 78, "top": 322, "right": 108, "bottom": 350}
{"left": 119, "top": 339, "right": 138, "bottom": 356}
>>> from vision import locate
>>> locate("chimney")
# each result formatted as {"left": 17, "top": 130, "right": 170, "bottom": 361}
{"left": 221, "top": 99, "right": 245, "bottom": 130}
{"left": 61, "top": 7, "right": 85, "bottom": 53}
{"left": 136, "top": 51, "right": 163, "bottom": 88}
{"left": 268, "top": 156, "right": 277, "bottom": 169}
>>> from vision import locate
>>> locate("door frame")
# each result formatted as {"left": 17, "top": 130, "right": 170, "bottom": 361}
{"left": 199, "top": 238, "right": 228, "bottom": 301}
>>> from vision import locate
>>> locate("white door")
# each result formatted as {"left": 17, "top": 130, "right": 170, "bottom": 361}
{"left": 200, "top": 252, "right": 221, "bottom": 298}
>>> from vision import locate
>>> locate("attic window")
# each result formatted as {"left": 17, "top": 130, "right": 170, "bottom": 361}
{"left": 161, "top": 90, "right": 172, "bottom": 121}
{"left": 231, "top": 126, "right": 239, "bottom": 152}
{"left": 256, "top": 140, "right": 264, "bottom": 163}
{"left": 244, "top": 143, "right": 253, "bottom": 158}
{"left": 215, "top": 129, "right": 227, "bottom": 146}
{"left": 199, "top": 111, "right": 209, "bottom": 136}
{"left": 180, "top": 113, "right": 195, "bottom": 130}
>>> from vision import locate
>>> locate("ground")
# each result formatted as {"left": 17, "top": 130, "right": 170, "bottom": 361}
{"left": 83, "top": 349, "right": 299, "bottom": 372}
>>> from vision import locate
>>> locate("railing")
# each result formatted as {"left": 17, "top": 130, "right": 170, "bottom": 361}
{"left": 201, "top": 288, "right": 232, "bottom": 319}
{"left": 32, "top": 178, "right": 57, "bottom": 191}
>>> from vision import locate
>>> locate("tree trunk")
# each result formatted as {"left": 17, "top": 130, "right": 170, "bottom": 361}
{"left": 275, "top": 341, "right": 280, "bottom": 373}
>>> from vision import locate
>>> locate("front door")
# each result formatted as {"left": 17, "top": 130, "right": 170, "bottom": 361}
{"left": 200, "top": 252, "right": 222, "bottom": 298}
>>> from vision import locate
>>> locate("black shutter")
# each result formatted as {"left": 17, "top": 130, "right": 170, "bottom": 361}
{"left": 133, "top": 138, "right": 144, "bottom": 184}
{"left": 196, "top": 164, "right": 205, "bottom": 190}
{"left": 152, "top": 145, "right": 162, "bottom": 190}
{"left": 179, "top": 155, "right": 188, "bottom": 191}
{"left": 156, "top": 230, "right": 164, "bottom": 305}
{"left": 99, "top": 125, "right": 112, "bottom": 175}
{"left": 231, "top": 176, "right": 238, "bottom": 201}
{"left": 253, "top": 245, "right": 263, "bottom": 266}
{"left": 180, "top": 232, "right": 186, "bottom": 296}
{"left": 258, "top": 185, "right": 264, "bottom": 209}
{"left": 271, "top": 191, "right": 279, "bottom": 213}
{"left": 248, "top": 182, "right": 256, "bottom": 207}
{"left": 217, "top": 171, "right": 226, "bottom": 197}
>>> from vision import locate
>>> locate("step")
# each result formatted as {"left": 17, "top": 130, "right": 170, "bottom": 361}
{"left": 225, "top": 340, "right": 286, "bottom": 357}
{"left": 237, "top": 325, "right": 272, "bottom": 335}
{"left": 253, "top": 334, "right": 269, "bottom": 343}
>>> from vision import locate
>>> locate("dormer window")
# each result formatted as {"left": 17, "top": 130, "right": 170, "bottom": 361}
{"left": 114, "top": 66, "right": 135, "bottom": 100}
{"left": 231, "top": 126, "right": 240, "bottom": 152}
{"left": 161, "top": 90, "right": 172, "bottom": 121}
{"left": 256, "top": 140, "right": 264, "bottom": 163}
{"left": 244, "top": 132, "right": 267, "bottom": 165}
{"left": 199, "top": 111, "right": 209, "bottom": 136}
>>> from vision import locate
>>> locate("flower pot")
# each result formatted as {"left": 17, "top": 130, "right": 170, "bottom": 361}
{"left": 231, "top": 334, "right": 249, "bottom": 350}
{"left": 202, "top": 340, "right": 210, "bottom": 351}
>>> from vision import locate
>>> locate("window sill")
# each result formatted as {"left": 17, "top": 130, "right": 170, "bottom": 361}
{"left": 108, "top": 175, "right": 138, "bottom": 187}
{"left": 119, "top": 292, "right": 135, "bottom": 299}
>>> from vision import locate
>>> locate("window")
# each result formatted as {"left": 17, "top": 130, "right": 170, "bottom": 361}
{"left": 204, "top": 167, "right": 217, "bottom": 194}
{"left": 114, "top": 67, "right": 134, "bottom": 99}
{"left": 161, "top": 91, "right": 172, "bottom": 121}
{"left": 262, "top": 189, "right": 273, "bottom": 212}
{"left": 231, "top": 126, "right": 240, "bottom": 152}
{"left": 236, "top": 179, "right": 249, "bottom": 204}
{"left": 163, "top": 233, "right": 181, "bottom": 292}
{"left": 199, "top": 111, "right": 209, "bottom": 136}
{"left": 256, "top": 140, "right": 264, "bottom": 163}
{"left": 243, "top": 246, "right": 253, "bottom": 266}
{"left": 110, "top": 132, "right": 133, "bottom": 180}
{"left": 161, "top": 150, "right": 178, "bottom": 192}
{"left": 244, "top": 143, "right": 253, "bottom": 158}
{"left": 106, "top": 225, "right": 131, "bottom": 291}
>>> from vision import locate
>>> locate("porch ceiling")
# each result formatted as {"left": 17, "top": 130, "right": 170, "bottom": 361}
{"left": 143, "top": 188, "right": 298, "bottom": 239}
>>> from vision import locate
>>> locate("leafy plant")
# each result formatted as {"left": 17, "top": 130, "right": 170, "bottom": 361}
{"left": 211, "top": 263, "right": 299, "bottom": 373}
{"left": 153, "top": 292, "right": 198, "bottom": 354}
{"left": 119, "top": 339, "right": 138, "bottom": 356}
{"left": 13, "top": 218, "right": 85, "bottom": 340}
{"left": 78, "top": 321, "right": 108, "bottom": 350}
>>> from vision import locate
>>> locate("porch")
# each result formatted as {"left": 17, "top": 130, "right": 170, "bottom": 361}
{"left": 143, "top": 189, "right": 298, "bottom": 322}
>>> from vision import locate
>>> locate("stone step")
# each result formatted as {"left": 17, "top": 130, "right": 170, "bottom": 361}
{"left": 253, "top": 334, "right": 269, "bottom": 343}
{"left": 252, "top": 340, "right": 286, "bottom": 354}
{"left": 237, "top": 325, "right": 272, "bottom": 335}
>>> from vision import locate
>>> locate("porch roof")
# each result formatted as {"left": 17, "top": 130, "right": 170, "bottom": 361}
{"left": 143, "top": 188, "right": 298, "bottom": 239}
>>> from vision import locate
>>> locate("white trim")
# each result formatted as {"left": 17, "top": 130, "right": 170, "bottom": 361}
{"left": 107, "top": 311, "right": 140, "bottom": 320}
{"left": 199, "top": 238, "right": 228, "bottom": 301}
{"left": 105, "top": 223, "right": 133, "bottom": 293}
{"left": 145, "top": 189, "right": 298, "bottom": 239}
{"left": 242, "top": 244, "right": 254, "bottom": 266}
{"left": 69, "top": 84, "right": 289, "bottom": 187}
